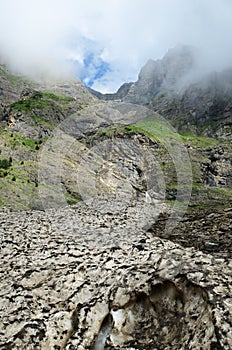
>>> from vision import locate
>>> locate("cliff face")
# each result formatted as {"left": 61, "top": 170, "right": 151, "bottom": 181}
{"left": 123, "top": 45, "right": 195, "bottom": 105}
{"left": 151, "top": 69, "right": 232, "bottom": 138}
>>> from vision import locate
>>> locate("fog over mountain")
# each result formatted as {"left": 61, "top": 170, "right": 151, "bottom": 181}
{"left": 0, "top": 3, "right": 232, "bottom": 348}
{"left": 0, "top": 0, "right": 232, "bottom": 92}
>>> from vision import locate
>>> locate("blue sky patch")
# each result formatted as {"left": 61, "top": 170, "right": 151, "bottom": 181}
{"left": 67, "top": 36, "right": 112, "bottom": 89}
{"left": 81, "top": 53, "right": 111, "bottom": 88}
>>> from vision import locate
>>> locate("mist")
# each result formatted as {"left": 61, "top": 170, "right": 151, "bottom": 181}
{"left": 0, "top": 0, "right": 232, "bottom": 92}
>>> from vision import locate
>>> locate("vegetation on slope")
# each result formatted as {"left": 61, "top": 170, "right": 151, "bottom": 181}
{"left": 11, "top": 91, "right": 75, "bottom": 112}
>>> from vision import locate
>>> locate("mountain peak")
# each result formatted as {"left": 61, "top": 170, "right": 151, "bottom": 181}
{"left": 90, "top": 45, "right": 197, "bottom": 104}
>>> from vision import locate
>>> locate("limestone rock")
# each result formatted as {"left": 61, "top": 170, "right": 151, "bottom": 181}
{"left": 0, "top": 205, "right": 231, "bottom": 349}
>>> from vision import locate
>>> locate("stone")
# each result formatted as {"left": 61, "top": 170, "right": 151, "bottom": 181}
{"left": 0, "top": 204, "right": 231, "bottom": 349}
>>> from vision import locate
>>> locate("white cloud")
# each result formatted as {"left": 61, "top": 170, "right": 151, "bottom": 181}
{"left": 0, "top": 0, "right": 232, "bottom": 91}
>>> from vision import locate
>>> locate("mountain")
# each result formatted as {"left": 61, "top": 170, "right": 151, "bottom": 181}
{"left": 91, "top": 45, "right": 232, "bottom": 139}
{"left": 0, "top": 56, "right": 231, "bottom": 210}
{"left": 90, "top": 45, "right": 196, "bottom": 103}
{"left": 0, "top": 54, "right": 231, "bottom": 349}
{"left": 0, "top": 64, "right": 97, "bottom": 209}
{"left": 151, "top": 69, "right": 232, "bottom": 138}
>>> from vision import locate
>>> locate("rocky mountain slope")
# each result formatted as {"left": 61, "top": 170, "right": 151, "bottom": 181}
{"left": 0, "top": 57, "right": 231, "bottom": 349}
{"left": 0, "top": 64, "right": 231, "bottom": 211}
{"left": 0, "top": 64, "right": 97, "bottom": 209}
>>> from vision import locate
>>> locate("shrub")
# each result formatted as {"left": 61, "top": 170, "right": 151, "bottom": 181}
{"left": 0, "top": 158, "right": 11, "bottom": 169}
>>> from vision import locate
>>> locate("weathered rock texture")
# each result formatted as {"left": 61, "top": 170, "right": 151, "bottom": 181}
{"left": 0, "top": 205, "right": 231, "bottom": 349}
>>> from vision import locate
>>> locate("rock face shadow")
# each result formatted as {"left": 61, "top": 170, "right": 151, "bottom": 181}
{"left": 92, "top": 280, "right": 215, "bottom": 350}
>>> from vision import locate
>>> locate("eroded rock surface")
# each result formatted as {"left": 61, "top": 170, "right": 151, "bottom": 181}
{"left": 0, "top": 204, "right": 231, "bottom": 349}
